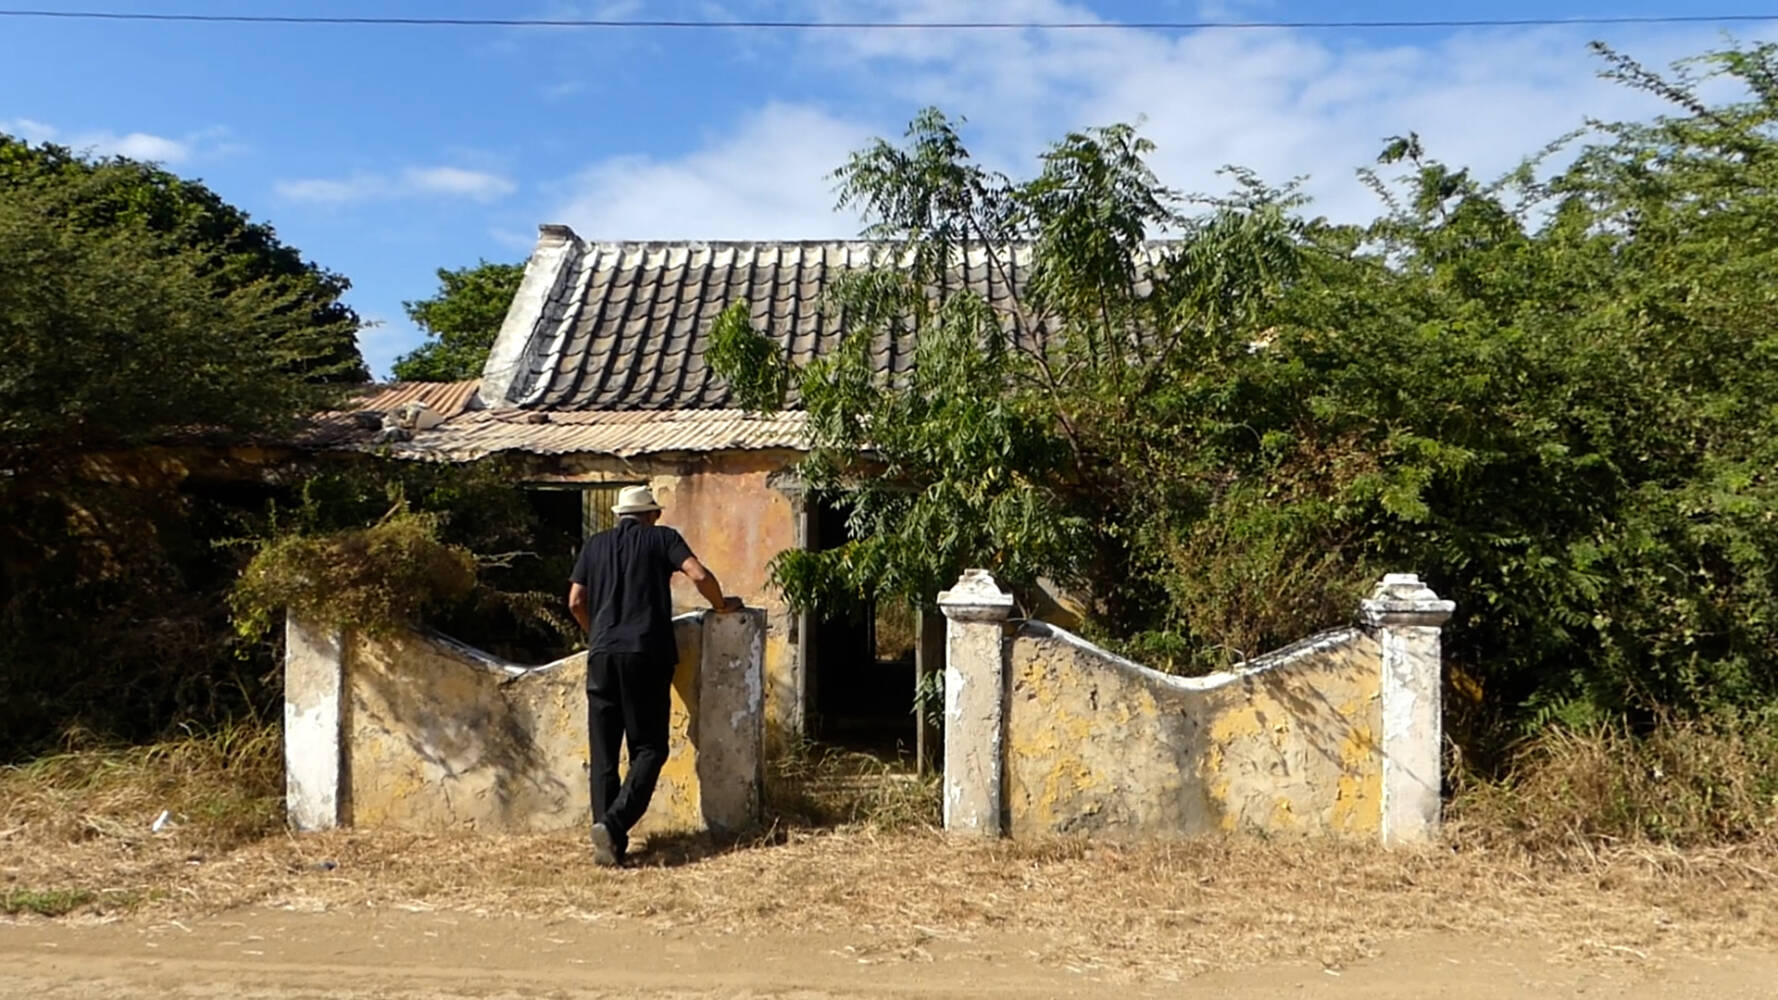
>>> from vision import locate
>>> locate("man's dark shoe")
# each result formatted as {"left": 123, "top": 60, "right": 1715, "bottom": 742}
{"left": 590, "top": 822, "right": 620, "bottom": 867}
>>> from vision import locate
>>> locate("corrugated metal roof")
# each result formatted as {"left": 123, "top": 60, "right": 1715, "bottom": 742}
{"left": 346, "top": 379, "right": 481, "bottom": 418}
{"left": 490, "top": 239, "right": 1168, "bottom": 413}
{"left": 364, "top": 409, "right": 807, "bottom": 462}
{"left": 302, "top": 380, "right": 483, "bottom": 447}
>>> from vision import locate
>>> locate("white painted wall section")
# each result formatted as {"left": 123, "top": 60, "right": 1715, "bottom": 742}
{"left": 284, "top": 617, "right": 344, "bottom": 832}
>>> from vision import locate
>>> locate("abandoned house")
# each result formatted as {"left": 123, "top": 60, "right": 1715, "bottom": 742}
{"left": 316, "top": 223, "right": 1058, "bottom": 756}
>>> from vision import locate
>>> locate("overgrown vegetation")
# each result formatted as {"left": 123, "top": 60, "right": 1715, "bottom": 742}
{"left": 0, "top": 135, "right": 366, "bottom": 760}
{"left": 712, "top": 41, "right": 1778, "bottom": 766}
{"left": 8, "top": 39, "right": 1778, "bottom": 855}
{"left": 0, "top": 719, "right": 286, "bottom": 853}
{"left": 1453, "top": 716, "right": 1778, "bottom": 850}
{"left": 221, "top": 463, "right": 583, "bottom": 661}
{"left": 1, "top": 445, "right": 579, "bottom": 760}
{"left": 766, "top": 740, "right": 940, "bottom": 830}
{"left": 230, "top": 507, "right": 477, "bottom": 640}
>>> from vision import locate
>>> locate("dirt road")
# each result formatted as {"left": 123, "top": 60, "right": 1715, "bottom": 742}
{"left": 4, "top": 907, "right": 1777, "bottom": 999}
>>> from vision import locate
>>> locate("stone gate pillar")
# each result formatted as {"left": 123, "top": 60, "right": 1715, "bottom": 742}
{"left": 285, "top": 616, "right": 344, "bottom": 832}
{"left": 1360, "top": 573, "right": 1455, "bottom": 844}
{"left": 938, "top": 569, "right": 1015, "bottom": 836}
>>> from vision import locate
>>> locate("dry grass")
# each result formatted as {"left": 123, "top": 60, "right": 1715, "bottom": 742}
{"left": 5, "top": 720, "right": 1778, "bottom": 980}
{"left": 0, "top": 720, "right": 283, "bottom": 854}
{"left": 1452, "top": 718, "right": 1778, "bottom": 852}
{"left": 6, "top": 821, "right": 1777, "bottom": 979}
{"left": 766, "top": 740, "right": 940, "bottom": 829}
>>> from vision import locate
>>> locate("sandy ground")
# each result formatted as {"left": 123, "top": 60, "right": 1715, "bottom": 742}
{"left": 4, "top": 906, "right": 1778, "bottom": 1000}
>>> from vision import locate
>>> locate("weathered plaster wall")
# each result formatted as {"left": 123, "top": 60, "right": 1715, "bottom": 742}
{"left": 285, "top": 618, "right": 343, "bottom": 832}
{"left": 287, "top": 610, "right": 763, "bottom": 836}
{"left": 343, "top": 631, "right": 592, "bottom": 833}
{"left": 540, "top": 450, "right": 803, "bottom": 752}
{"left": 651, "top": 453, "right": 798, "bottom": 752}
{"left": 1004, "top": 624, "right": 1384, "bottom": 839}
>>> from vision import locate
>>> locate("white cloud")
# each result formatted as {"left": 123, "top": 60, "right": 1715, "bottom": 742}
{"left": 274, "top": 175, "right": 383, "bottom": 204}
{"left": 1, "top": 117, "right": 202, "bottom": 164}
{"left": 402, "top": 166, "right": 516, "bottom": 200}
{"left": 785, "top": 0, "right": 1773, "bottom": 223}
{"left": 274, "top": 167, "right": 517, "bottom": 205}
{"left": 540, "top": 79, "right": 588, "bottom": 100}
{"left": 538, "top": 2, "right": 1778, "bottom": 239}
{"left": 549, "top": 102, "right": 872, "bottom": 239}
{"left": 2, "top": 117, "right": 55, "bottom": 142}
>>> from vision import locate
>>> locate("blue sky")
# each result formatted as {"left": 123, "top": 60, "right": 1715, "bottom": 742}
{"left": 2, "top": 1, "right": 1772, "bottom": 377}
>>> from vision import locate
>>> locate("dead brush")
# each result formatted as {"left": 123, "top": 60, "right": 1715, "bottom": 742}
{"left": 0, "top": 719, "right": 284, "bottom": 852}
{"left": 1448, "top": 716, "right": 1778, "bottom": 854}
{"left": 765, "top": 739, "right": 940, "bottom": 830}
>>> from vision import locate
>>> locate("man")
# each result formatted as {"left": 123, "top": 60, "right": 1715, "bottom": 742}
{"left": 568, "top": 484, "right": 741, "bottom": 867}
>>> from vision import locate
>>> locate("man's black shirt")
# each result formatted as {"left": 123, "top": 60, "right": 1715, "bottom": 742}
{"left": 570, "top": 518, "right": 695, "bottom": 665}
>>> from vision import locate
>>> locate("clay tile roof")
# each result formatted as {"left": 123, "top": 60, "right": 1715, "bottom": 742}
{"left": 491, "top": 239, "right": 1055, "bottom": 412}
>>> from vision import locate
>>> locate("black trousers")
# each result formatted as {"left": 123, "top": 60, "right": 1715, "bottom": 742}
{"left": 586, "top": 651, "right": 675, "bottom": 850}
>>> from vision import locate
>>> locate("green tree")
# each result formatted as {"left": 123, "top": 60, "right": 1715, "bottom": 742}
{"left": 0, "top": 135, "right": 365, "bottom": 384}
{"left": 391, "top": 260, "right": 523, "bottom": 381}
{"left": 713, "top": 41, "right": 1778, "bottom": 759}
{"left": 0, "top": 137, "right": 367, "bottom": 757}
{"left": 712, "top": 110, "right": 1304, "bottom": 618}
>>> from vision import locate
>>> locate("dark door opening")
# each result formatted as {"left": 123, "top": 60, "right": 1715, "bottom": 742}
{"left": 432, "top": 483, "right": 635, "bottom": 664}
{"left": 807, "top": 496, "right": 917, "bottom": 756}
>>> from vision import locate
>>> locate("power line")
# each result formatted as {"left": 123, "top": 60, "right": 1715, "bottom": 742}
{"left": 0, "top": 8, "right": 1774, "bottom": 31}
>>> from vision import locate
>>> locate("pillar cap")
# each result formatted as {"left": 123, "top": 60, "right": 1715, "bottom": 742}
{"left": 938, "top": 569, "right": 1015, "bottom": 623}
{"left": 1360, "top": 573, "right": 1454, "bottom": 627}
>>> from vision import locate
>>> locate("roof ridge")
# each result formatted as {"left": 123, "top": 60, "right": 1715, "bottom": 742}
{"left": 571, "top": 237, "right": 1186, "bottom": 248}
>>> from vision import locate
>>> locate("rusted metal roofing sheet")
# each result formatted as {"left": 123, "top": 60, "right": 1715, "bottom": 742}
{"left": 346, "top": 379, "right": 481, "bottom": 418}
{"left": 365, "top": 409, "right": 807, "bottom": 462}
{"left": 302, "top": 380, "right": 483, "bottom": 447}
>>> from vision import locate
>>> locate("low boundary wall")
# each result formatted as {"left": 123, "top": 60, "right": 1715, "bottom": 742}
{"left": 938, "top": 571, "right": 1452, "bottom": 843}
{"left": 284, "top": 609, "right": 765, "bottom": 835}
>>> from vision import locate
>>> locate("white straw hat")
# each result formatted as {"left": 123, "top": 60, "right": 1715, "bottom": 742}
{"left": 612, "top": 484, "right": 663, "bottom": 515}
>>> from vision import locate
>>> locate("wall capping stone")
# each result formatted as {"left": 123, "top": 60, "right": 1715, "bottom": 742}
{"left": 1360, "top": 573, "right": 1455, "bottom": 628}
{"left": 937, "top": 569, "right": 1016, "bottom": 622}
{"left": 1017, "top": 620, "right": 1364, "bottom": 694}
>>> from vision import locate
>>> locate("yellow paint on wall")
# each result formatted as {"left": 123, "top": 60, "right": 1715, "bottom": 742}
{"left": 1008, "top": 627, "right": 1389, "bottom": 840}
{"left": 342, "top": 619, "right": 724, "bottom": 836}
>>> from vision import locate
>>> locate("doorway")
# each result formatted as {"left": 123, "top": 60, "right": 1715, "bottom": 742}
{"left": 805, "top": 496, "right": 918, "bottom": 756}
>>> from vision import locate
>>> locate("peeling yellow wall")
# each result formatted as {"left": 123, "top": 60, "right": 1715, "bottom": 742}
{"left": 343, "top": 619, "right": 728, "bottom": 837}
{"left": 1005, "top": 626, "right": 1384, "bottom": 839}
